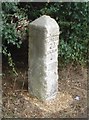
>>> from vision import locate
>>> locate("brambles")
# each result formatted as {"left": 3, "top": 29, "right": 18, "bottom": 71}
{"left": 2, "top": 2, "right": 29, "bottom": 74}
{"left": 2, "top": 2, "right": 88, "bottom": 73}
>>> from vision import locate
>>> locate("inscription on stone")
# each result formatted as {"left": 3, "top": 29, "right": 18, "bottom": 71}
{"left": 28, "top": 15, "right": 60, "bottom": 101}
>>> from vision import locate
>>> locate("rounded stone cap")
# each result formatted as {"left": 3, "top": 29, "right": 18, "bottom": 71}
{"left": 29, "top": 15, "right": 59, "bottom": 36}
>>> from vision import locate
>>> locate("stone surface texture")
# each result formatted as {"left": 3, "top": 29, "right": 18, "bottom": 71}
{"left": 28, "top": 15, "right": 59, "bottom": 101}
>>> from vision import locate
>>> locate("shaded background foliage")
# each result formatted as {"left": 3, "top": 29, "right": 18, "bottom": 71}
{"left": 2, "top": 2, "right": 89, "bottom": 72}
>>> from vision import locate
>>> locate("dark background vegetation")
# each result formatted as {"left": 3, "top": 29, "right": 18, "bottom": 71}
{"left": 1, "top": 2, "right": 88, "bottom": 118}
{"left": 1, "top": 2, "right": 89, "bottom": 73}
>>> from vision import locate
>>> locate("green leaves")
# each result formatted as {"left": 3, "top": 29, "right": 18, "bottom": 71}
{"left": 2, "top": 2, "right": 88, "bottom": 68}
{"left": 2, "top": 2, "right": 28, "bottom": 75}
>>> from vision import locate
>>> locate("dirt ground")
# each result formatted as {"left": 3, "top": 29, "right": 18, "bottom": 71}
{"left": 2, "top": 59, "right": 87, "bottom": 118}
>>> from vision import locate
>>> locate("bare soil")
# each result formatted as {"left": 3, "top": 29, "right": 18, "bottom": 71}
{"left": 2, "top": 62, "right": 87, "bottom": 118}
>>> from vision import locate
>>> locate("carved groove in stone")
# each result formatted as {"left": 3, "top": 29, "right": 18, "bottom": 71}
{"left": 28, "top": 15, "right": 60, "bottom": 101}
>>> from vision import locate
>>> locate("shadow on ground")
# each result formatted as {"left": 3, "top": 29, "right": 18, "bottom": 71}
{"left": 2, "top": 62, "right": 87, "bottom": 118}
{"left": 2, "top": 43, "right": 87, "bottom": 118}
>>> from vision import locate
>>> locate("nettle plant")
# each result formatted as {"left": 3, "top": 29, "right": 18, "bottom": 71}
{"left": 2, "top": 2, "right": 29, "bottom": 75}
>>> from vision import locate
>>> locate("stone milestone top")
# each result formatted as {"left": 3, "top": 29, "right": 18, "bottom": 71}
{"left": 28, "top": 15, "right": 59, "bottom": 100}
{"left": 29, "top": 15, "right": 59, "bottom": 37}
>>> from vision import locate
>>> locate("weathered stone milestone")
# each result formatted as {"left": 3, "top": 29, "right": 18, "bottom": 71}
{"left": 28, "top": 15, "right": 60, "bottom": 101}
